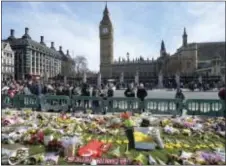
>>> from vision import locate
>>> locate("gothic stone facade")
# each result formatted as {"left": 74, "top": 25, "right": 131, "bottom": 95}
{"left": 99, "top": 5, "right": 225, "bottom": 81}
{"left": 99, "top": 5, "right": 159, "bottom": 80}
{"left": 166, "top": 42, "right": 225, "bottom": 76}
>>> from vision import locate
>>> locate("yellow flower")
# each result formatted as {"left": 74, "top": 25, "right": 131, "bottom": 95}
{"left": 165, "top": 145, "right": 173, "bottom": 149}
{"left": 31, "top": 129, "right": 36, "bottom": 134}
{"left": 86, "top": 136, "right": 92, "bottom": 141}
{"left": 123, "top": 139, "right": 129, "bottom": 144}
{"left": 174, "top": 143, "right": 182, "bottom": 148}
{"left": 101, "top": 139, "right": 107, "bottom": 143}
{"left": 187, "top": 118, "right": 193, "bottom": 122}
{"left": 183, "top": 144, "right": 190, "bottom": 148}
{"left": 108, "top": 139, "right": 113, "bottom": 143}
{"left": 116, "top": 140, "right": 122, "bottom": 144}
{"left": 209, "top": 143, "right": 215, "bottom": 148}
{"left": 200, "top": 144, "right": 208, "bottom": 148}
{"left": 194, "top": 145, "right": 201, "bottom": 149}
{"left": 216, "top": 143, "right": 223, "bottom": 148}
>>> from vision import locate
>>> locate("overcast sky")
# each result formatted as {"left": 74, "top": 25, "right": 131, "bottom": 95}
{"left": 2, "top": 2, "right": 225, "bottom": 71}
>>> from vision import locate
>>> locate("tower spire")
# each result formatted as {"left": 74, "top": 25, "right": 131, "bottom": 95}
{"left": 160, "top": 40, "right": 166, "bottom": 57}
{"left": 104, "top": 2, "right": 109, "bottom": 15}
{"left": 161, "top": 40, "right": 166, "bottom": 51}
{"left": 183, "top": 27, "right": 187, "bottom": 36}
{"left": 100, "top": 2, "right": 112, "bottom": 26}
{"left": 183, "top": 27, "right": 188, "bottom": 47}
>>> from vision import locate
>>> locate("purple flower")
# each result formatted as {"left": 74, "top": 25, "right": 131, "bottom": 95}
{"left": 201, "top": 152, "right": 223, "bottom": 163}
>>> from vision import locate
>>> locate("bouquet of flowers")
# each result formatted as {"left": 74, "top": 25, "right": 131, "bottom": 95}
{"left": 164, "top": 125, "right": 180, "bottom": 135}
{"left": 43, "top": 153, "right": 59, "bottom": 165}
{"left": 8, "top": 148, "right": 29, "bottom": 165}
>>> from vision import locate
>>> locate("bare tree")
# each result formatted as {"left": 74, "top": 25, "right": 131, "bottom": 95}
{"left": 74, "top": 55, "right": 88, "bottom": 77}
{"left": 61, "top": 58, "right": 76, "bottom": 77}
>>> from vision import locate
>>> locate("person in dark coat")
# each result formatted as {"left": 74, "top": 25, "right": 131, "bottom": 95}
{"left": 137, "top": 83, "right": 147, "bottom": 101}
{"left": 175, "top": 88, "right": 185, "bottom": 116}
{"left": 107, "top": 84, "right": 114, "bottom": 109}
{"left": 81, "top": 83, "right": 90, "bottom": 108}
{"left": 107, "top": 84, "right": 114, "bottom": 98}
{"left": 124, "top": 84, "right": 135, "bottom": 98}
{"left": 218, "top": 88, "right": 225, "bottom": 100}
{"left": 137, "top": 83, "right": 147, "bottom": 112}
{"left": 92, "top": 86, "right": 101, "bottom": 112}
{"left": 175, "top": 88, "right": 185, "bottom": 101}
{"left": 124, "top": 83, "right": 135, "bottom": 111}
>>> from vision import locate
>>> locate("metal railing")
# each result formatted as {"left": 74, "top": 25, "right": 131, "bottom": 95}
{"left": 185, "top": 99, "right": 225, "bottom": 117}
{"left": 106, "top": 97, "right": 140, "bottom": 113}
{"left": 144, "top": 98, "right": 182, "bottom": 115}
{"left": 1, "top": 94, "right": 225, "bottom": 117}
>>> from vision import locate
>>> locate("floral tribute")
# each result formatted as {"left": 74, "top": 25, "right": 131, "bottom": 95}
{"left": 1, "top": 109, "right": 225, "bottom": 165}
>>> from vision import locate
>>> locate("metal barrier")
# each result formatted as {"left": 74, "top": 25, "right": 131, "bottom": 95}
{"left": 40, "top": 95, "right": 71, "bottom": 112}
{"left": 13, "top": 94, "right": 39, "bottom": 109}
{"left": 106, "top": 97, "right": 141, "bottom": 113}
{"left": 1, "top": 94, "right": 13, "bottom": 108}
{"left": 1, "top": 94, "right": 225, "bottom": 117}
{"left": 144, "top": 99, "right": 182, "bottom": 115}
{"left": 185, "top": 99, "right": 225, "bottom": 117}
{"left": 71, "top": 96, "right": 104, "bottom": 113}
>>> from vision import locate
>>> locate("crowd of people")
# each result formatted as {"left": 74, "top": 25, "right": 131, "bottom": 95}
{"left": 1, "top": 78, "right": 225, "bottom": 103}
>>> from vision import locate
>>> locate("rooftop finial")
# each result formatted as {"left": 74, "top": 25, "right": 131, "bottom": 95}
{"left": 183, "top": 27, "right": 187, "bottom": 36}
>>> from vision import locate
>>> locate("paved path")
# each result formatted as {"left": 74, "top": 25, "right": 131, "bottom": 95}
{"left": 114, "top": 89, "right": 218, "bottom": 99}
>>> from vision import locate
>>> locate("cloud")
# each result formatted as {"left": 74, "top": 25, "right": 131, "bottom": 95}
{"left": 2, "top": 2, "right": 225, "bottom": 71}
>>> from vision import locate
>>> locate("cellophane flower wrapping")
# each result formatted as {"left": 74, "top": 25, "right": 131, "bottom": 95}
{"left": 43, "top": 153, "right": 59, "bottom": 165}
{"left": 148, "top": 128, "right": 164, "bottom": 149}
{"left": 61, "top": 136, "right": 82, "bottom": 157}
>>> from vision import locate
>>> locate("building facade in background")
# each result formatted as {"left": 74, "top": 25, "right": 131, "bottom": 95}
{"left": 1, "top": 41, "right": 15, "bottom": 81}
{"left": 99, "top": 5, "right": 225, "bottom": 83}
{"left": 166, "top": 29, "right": 225, "bottom": 76}
{"left": 59, "top": 47, "right": 75, "bottom": 77}
{"left": 3, "top": 28, "right": 73, "bottom": 80}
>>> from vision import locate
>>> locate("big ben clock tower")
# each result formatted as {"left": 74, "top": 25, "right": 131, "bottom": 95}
{"left": 99, "top": 4, "right": 114, "bottom": 78}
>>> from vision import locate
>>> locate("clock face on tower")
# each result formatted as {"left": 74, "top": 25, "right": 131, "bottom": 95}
{"left": 102, "top": 27, "right": 109, "bottom": 34}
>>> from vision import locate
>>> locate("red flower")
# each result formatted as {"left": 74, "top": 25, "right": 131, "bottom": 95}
{"left": 120, "top": 112, "right": 131, "bottom": 119}
{"left": 78, "top": 140, "right": 104, "bottom": 158}
{"left": 37, "top": 131, "right": 44, "bottom": 142}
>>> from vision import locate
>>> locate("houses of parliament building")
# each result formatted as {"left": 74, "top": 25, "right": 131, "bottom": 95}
{"left": 99, "top": 5, "right": 225, "bottom": 83}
